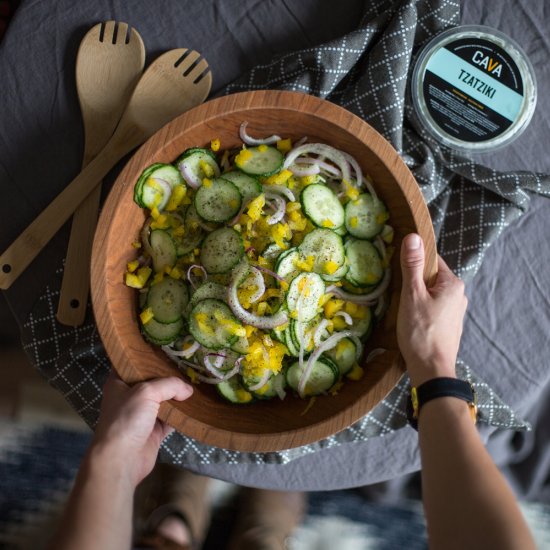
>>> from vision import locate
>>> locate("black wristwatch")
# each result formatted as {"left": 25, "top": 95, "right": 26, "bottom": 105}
{"left": 406, "top": 377, "right": 477, "bottom": 431}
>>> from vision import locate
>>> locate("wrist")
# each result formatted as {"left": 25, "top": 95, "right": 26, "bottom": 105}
{"left": 86, "top": 438, "right": 136, "bottom": 489}
{"left": 407, "top": 359, "right": 456, "bottom": 387}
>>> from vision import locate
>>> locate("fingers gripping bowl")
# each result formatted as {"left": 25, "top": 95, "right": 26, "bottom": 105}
{"left": 91, "top": 90, "right": 437, "bottom": 452}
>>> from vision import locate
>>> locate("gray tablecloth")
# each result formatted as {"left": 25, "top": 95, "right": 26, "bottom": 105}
{"left": 1, "top": 0, "right": 550, "bottom": 493}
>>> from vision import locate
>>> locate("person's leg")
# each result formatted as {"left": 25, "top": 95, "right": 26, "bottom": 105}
{"left": 228, "top": 488, "right": 306, "bottom": 550}
{"left": 134, "top": 464, "right": 211, "bottom": 550}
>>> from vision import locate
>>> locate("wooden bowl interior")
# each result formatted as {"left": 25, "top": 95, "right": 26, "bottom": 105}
{"left": 92, "top": 91, "right": 436, "bottom": 451}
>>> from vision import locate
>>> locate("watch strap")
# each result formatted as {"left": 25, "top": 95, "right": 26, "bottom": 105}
{"left": 406, "top": 377, "right": 477, "bottom": 431}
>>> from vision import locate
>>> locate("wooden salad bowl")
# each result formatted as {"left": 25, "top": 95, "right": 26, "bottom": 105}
{"left": 91, "top": 90, "right": 437, "bottom": 452}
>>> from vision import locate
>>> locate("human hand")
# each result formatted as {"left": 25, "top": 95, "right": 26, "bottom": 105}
{"left": 397, "top": 233, "right": 468, "bottom": 387}
{"left": 91, "top": 372, "right": 193, "bottom": 487}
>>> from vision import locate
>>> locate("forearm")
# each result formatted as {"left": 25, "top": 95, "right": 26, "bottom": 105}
{"left": 49, "top": 442, "right": 135, "bottom": 550}
{"left": 418, "top": 398, "right": 535, "bottom": 550}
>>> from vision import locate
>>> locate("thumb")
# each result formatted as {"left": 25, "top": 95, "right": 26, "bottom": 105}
{"left": 400, "top": 233, "right": 426, "bottom": 294}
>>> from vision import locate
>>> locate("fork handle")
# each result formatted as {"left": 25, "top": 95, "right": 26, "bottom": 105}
{"left": 0, "top": 146, "right": 120, "bottom": 290}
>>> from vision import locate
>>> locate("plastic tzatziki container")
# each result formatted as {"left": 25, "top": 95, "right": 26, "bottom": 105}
{"left": 411, "top": 25, "right": 537, "bottom": 152}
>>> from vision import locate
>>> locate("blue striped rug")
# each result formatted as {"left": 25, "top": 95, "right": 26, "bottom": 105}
{"left": 1, "top": 422, "right": 549, "bottom": 550}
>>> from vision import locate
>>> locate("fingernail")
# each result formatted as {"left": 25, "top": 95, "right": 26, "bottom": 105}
{"left": 406, "top": 234, "right": 421, "bottom": 250}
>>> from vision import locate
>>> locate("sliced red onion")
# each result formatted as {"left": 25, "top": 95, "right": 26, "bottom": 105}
{"left": 293, "top": 136, "right": 308, "bottom": 149}
{"left": 334, "top": 310, "right": 353, "bottom": 325}
{"left": 273, "top": 374, "right": 286, "bottom": 400}
{"left": 350, "top": 335, "right": 364, "bottom": 361}
{"left": 264, "top": 193, "right": 286, "bottom": 225}
{"left": 298, "top": 330, "right": 353, "bottom": 397}
{"left": 283, "top": 144, "right": 351, "bottom": 183}
{"left": 228, "top": 261, "right": 288, "bottom": 329}
{"left": 289, "top": 162, "right": 320, "bottom": 177}
{"left": 186, "top": 264, "right": 208, "bottom": 289}
{"left": 204, "top": 353, "right": 227, "bottom": 378}
{"left": 313, "top": 318, "right": 331, "bottom": 346}
{"left": 247, "top": 370, "right": 272, "bottom": 392}
{"left": 162, "top": 339, "right": 200, "bottom": 359}
{"left": 326, "top": 269, "right": 391, "bottom": 303}
{"left": 140, "top": 218, "right": 154, "bottom": 258}
{"left": 152, "top": 178, "right": 173, "bottom": 207}
{"left": 374, "top": 236, "right": 387, "bottom": 261}
{"left": 239, "top": 121, "right": 281, "bottom": 146}
{"left": 366, "top": 348, "right": 386, "bottom": 363}
{"left": 228, "top": 200, "right": 248, "bottom": 226}
{"left": 253, "top": 264, "right": 285, "bottom": 283}
{"left": 263, "top": 184, "right": 295, "bottom": 202}
{"left": 374, "top": 294, "right": 386, "bottom": 317}
{"left": 240, "top": 268, "right": 265, "bottom": 304}
{"left": 178, "top": 162, "right": 202, "bottom": 188}
{"left": 295, "top": 157, "right": 341, "bottom": 178}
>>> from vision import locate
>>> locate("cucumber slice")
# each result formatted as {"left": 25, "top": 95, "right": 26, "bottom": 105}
{"left": 147, "top": 277, "right": 189, "bottom": 324}
{"left": 290, "top": 318, "right": 318, "bottom": 352}
{"left": 188, "top": 298, "right": 242, "bottom": 350}
{"left": 344, "top": 193, "right": 388, "bottom": 239}
{"left": 194, "top": 178, "right": 242, "bottom": 223}
{"left": 133, "top": 163, "right": 165, "bottom": 208}
{"left": 286, "top": 357, "right": 338, "bottom": 396}
{"left": 200, "top": 227, "right": 244, "bottom": 274}
{"left": 284, "top": 326, "right": 300, "bottom": 357}
{"left": 286, "top": 272, "right": 325, "bottom": 323}
{"left": 189, "top": 281, "right": 227, "bottom": 309}
{"left": 220, "top": 171, "right": 262, "bottom": 204}
{"left": 351, "top": 307, "right": 373, "bottom": 338}
{"left": 150, "top": 230, "right": 177, "bottom": 272}
{"left": 177, "top": 148, "right": 220, "bottom": 186}
{"left": 251, "top": 372, "right": 286, "bottom": 400}
{"left": 298, "top": 228, "right": 345, "bottom": 274}
{"left": 345, "top": 239, "right": 383, "bottom": 287}
{"left": 142, "top": 317, "right": 183, "bottom": 345}
{"left": 196, "top": 348, "right": 240, "bottom": 372}
{"left": 321, "top": 261, "right": 349, "bottom": 282}
{"left": 235, "top": 146, "right": 284, "bottom": 176}
{"left": 217, "top": 376, "right": 254, "bottom": 404}
{"left": 261, "top": 242, "right": 288, "bottom": 264}
{"left": 230, "top": 335, "right": 250, "bottom": 354}
{"left": 325, "top": 338, "right": 357, "bottom": 375}
{"left": 141, "top": 165, "right": 184, "bottom": 210}
{"left": 274, "top": 247, "right": 301, "bottom": 285}
{"left": 300, "top": 184, "right": 345, "bottom": 229}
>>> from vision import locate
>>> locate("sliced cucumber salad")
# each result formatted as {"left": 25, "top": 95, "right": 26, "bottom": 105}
{"left": 126, "top": 127, "right": 394, "bottom": 404}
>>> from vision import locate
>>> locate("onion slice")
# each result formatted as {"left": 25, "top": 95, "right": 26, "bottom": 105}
{"left": 283, "top": 143, "right": 351, "bottom": 184}
{"left": 366, "top": 348, "right": 386, "bottom": 363}
{"left": 263, "top": 184, "right": 295, "bottom": 202}
{"left": 326, "top": 268, "right": 391, "bottom": 304}
{"left": 334, "top": 311, "right": 353, "bottom": 325}
{"left": 298, "top": 330, "right": 353, "bottom": 397}
{"left": 228, "top": 261, "right": 288, "bottom": 329}
{"left": 246, "top": 370, "right": 272, "bottom": 392}
{"left": 239, "top": 121, "right": 281, "bottom": 145}
{"left": 264, "top": 193, "right": 286, "bottom": 225}
{"left": 186, "top": 264, "right": 208, "bottom": 289}
{"left": 289, "top": 162, "right": 320, "bottom": 177}
{"left": 178, "top": 161, "right": 202, "bottom": 188}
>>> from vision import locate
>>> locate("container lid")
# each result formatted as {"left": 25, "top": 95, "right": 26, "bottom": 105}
{"left": 411, "top": 25, "right": 537, "bottom": 152}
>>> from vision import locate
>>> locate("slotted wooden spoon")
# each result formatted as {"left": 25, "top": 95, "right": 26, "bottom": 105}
{"left": 0, "top": 48, "right": 212, "bottom": 290}
{"left": 56, "top": 21, "right": 145, "bottom": 326}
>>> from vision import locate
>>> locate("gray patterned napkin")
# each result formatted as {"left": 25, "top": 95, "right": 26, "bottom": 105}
{"left": 22, "top": 0, "right": 549, "bottom": 465}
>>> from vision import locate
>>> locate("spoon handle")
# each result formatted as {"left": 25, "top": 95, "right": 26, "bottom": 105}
{"left": 0, "top": 145, "right": 122, "bottom": 290}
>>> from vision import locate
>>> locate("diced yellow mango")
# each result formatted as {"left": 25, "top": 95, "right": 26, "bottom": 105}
{"left": 127, "top": 260, "right": 139, "bottom": 273}
{"left": 235, "top": 147, "right": 253, "bottom": 168}
{"left": 140, "top": 307, "right": 154, "bottom": 325}
{"left": 347, "top": 364, "right": 364, "bottom": 381}
{"left": 165, "top": 185, "right": 186, "bottom": 211}
{"left": 276, "top": 138, "right": 292, "bottom": 152}
{"left": 323, "top": 260, "right": 339, "bottom": 274}
{"left": 210, "top": 138, "right": 220, "bottom": 152}
{"left": 324, "top": 298, "right": 344, "bottom": 318}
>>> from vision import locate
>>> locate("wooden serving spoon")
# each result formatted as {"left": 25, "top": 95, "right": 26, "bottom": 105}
{"left": 0, "top": 48, "right": 212, "bottom": 291}
{"left": 56, "top": 21, "right": 145, "bottom": 326}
